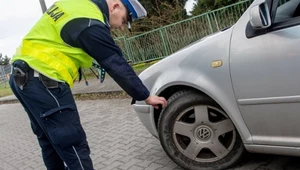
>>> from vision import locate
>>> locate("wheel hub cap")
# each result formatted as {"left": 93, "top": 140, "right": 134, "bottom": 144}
{"left": 194, "top": 125, "right": 213, "bottom": 142}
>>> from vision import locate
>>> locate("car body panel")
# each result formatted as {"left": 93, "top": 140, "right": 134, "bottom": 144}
{"left": 230, "top": 0, "right": 300, "bottom": 147}
{"left": 134, "top": 28, "right": 252, "bottom": 143}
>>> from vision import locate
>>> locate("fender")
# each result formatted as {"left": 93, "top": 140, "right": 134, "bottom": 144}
{"left": 151, "top": 68, "right": 252, "bottom": 144}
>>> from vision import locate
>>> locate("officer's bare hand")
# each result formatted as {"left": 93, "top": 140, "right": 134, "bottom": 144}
{"left": 145, "top": 95, "right": 167, "bottom": 109}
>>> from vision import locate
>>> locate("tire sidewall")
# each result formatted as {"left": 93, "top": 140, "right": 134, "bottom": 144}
{"left": 158, "top": 91, "right": 245, "bottom": 170}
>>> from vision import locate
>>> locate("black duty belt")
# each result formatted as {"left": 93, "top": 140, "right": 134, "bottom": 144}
{"left": 12, "top": 60, "right": 64, "bottom": 89}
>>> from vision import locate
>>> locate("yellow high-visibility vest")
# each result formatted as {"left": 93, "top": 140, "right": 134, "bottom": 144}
{"left": 12, "top": 0, "right": 105, "bottom": 87}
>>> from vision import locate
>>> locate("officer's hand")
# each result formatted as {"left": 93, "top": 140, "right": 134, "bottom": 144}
{"left": 145, "top": 95, "right": 167, "bottom": 109}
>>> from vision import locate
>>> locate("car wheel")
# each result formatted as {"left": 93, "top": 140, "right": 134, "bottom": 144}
{"left": 158, "top": 90, "right": 245, "bottom": 170}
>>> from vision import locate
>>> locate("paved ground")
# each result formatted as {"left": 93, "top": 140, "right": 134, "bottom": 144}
{"left": 1, "top": 99, "right": 300, "bottom": 170}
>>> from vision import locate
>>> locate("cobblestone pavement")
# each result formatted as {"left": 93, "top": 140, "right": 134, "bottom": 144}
{"left": 0, "top": 99, "right": 300, "bottom": 170}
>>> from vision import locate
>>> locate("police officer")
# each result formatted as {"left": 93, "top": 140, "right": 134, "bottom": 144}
{"left": 9, "top": 0, "right": 167, "bottom": 169}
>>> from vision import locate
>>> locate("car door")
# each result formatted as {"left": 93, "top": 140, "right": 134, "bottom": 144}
{"left": 230, "top": 0, "right": 300, "bottom": 146}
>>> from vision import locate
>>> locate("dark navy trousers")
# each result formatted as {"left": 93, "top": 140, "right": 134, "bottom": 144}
{"left": 10, "top": 67, "right": 94, "bottom": 170}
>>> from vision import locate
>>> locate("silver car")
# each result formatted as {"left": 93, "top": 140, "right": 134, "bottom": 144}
{"left": 132, "top": 0, "right": 300, "bottom": 169}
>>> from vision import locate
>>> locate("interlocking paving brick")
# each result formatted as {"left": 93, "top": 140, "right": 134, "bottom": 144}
{"left": 120, "top": 158, "right": 143, "bottom": 170}
{"left": 144, "top": 162, "right": 164, "bottom": 170}
{"left": 1, "top": 99, "right": 300, "bottom": 170}
{"left": 127, "top": 165, "right": 144, "bottom": 170}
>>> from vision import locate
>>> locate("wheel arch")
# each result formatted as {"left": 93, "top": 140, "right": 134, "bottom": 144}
{"left": 153, "top": 82, "right": 252, "bottom": 144}
{"left": 153, "top": 85, "right": 212, "bottom": 130}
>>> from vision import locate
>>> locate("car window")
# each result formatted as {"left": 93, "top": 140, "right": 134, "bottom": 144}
{"left": 274, "top": 0, "right": 300, "bottom": 23}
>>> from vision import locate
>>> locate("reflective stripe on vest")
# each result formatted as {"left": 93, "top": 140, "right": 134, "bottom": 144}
{"left": 16, "top": 40, "right": 78, "bottom": 86}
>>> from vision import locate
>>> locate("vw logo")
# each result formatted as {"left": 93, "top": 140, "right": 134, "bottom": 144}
{"left": 197, "top": 127, "right": 211, "bottom": 140}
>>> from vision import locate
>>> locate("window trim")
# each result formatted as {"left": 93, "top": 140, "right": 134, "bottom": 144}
{"left": 271, "top": 16, "right": 300, "bottom": 31}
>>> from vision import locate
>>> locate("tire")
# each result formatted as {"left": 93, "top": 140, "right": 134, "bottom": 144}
{"left": 158, "top": 90, "right": 245, "bottom": 170}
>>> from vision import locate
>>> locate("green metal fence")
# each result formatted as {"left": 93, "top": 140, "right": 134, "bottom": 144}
{"left": 115, "top": 0, "right": 253, "bottom": 64}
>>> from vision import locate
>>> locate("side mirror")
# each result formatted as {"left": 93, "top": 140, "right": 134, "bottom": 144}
{"left": 249, "top": 2, "right": 271, "bottom": 29}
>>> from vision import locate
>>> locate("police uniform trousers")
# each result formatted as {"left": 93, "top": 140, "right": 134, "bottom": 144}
{"left": 9, "top": 61, "right": 94, "bottom": 170}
